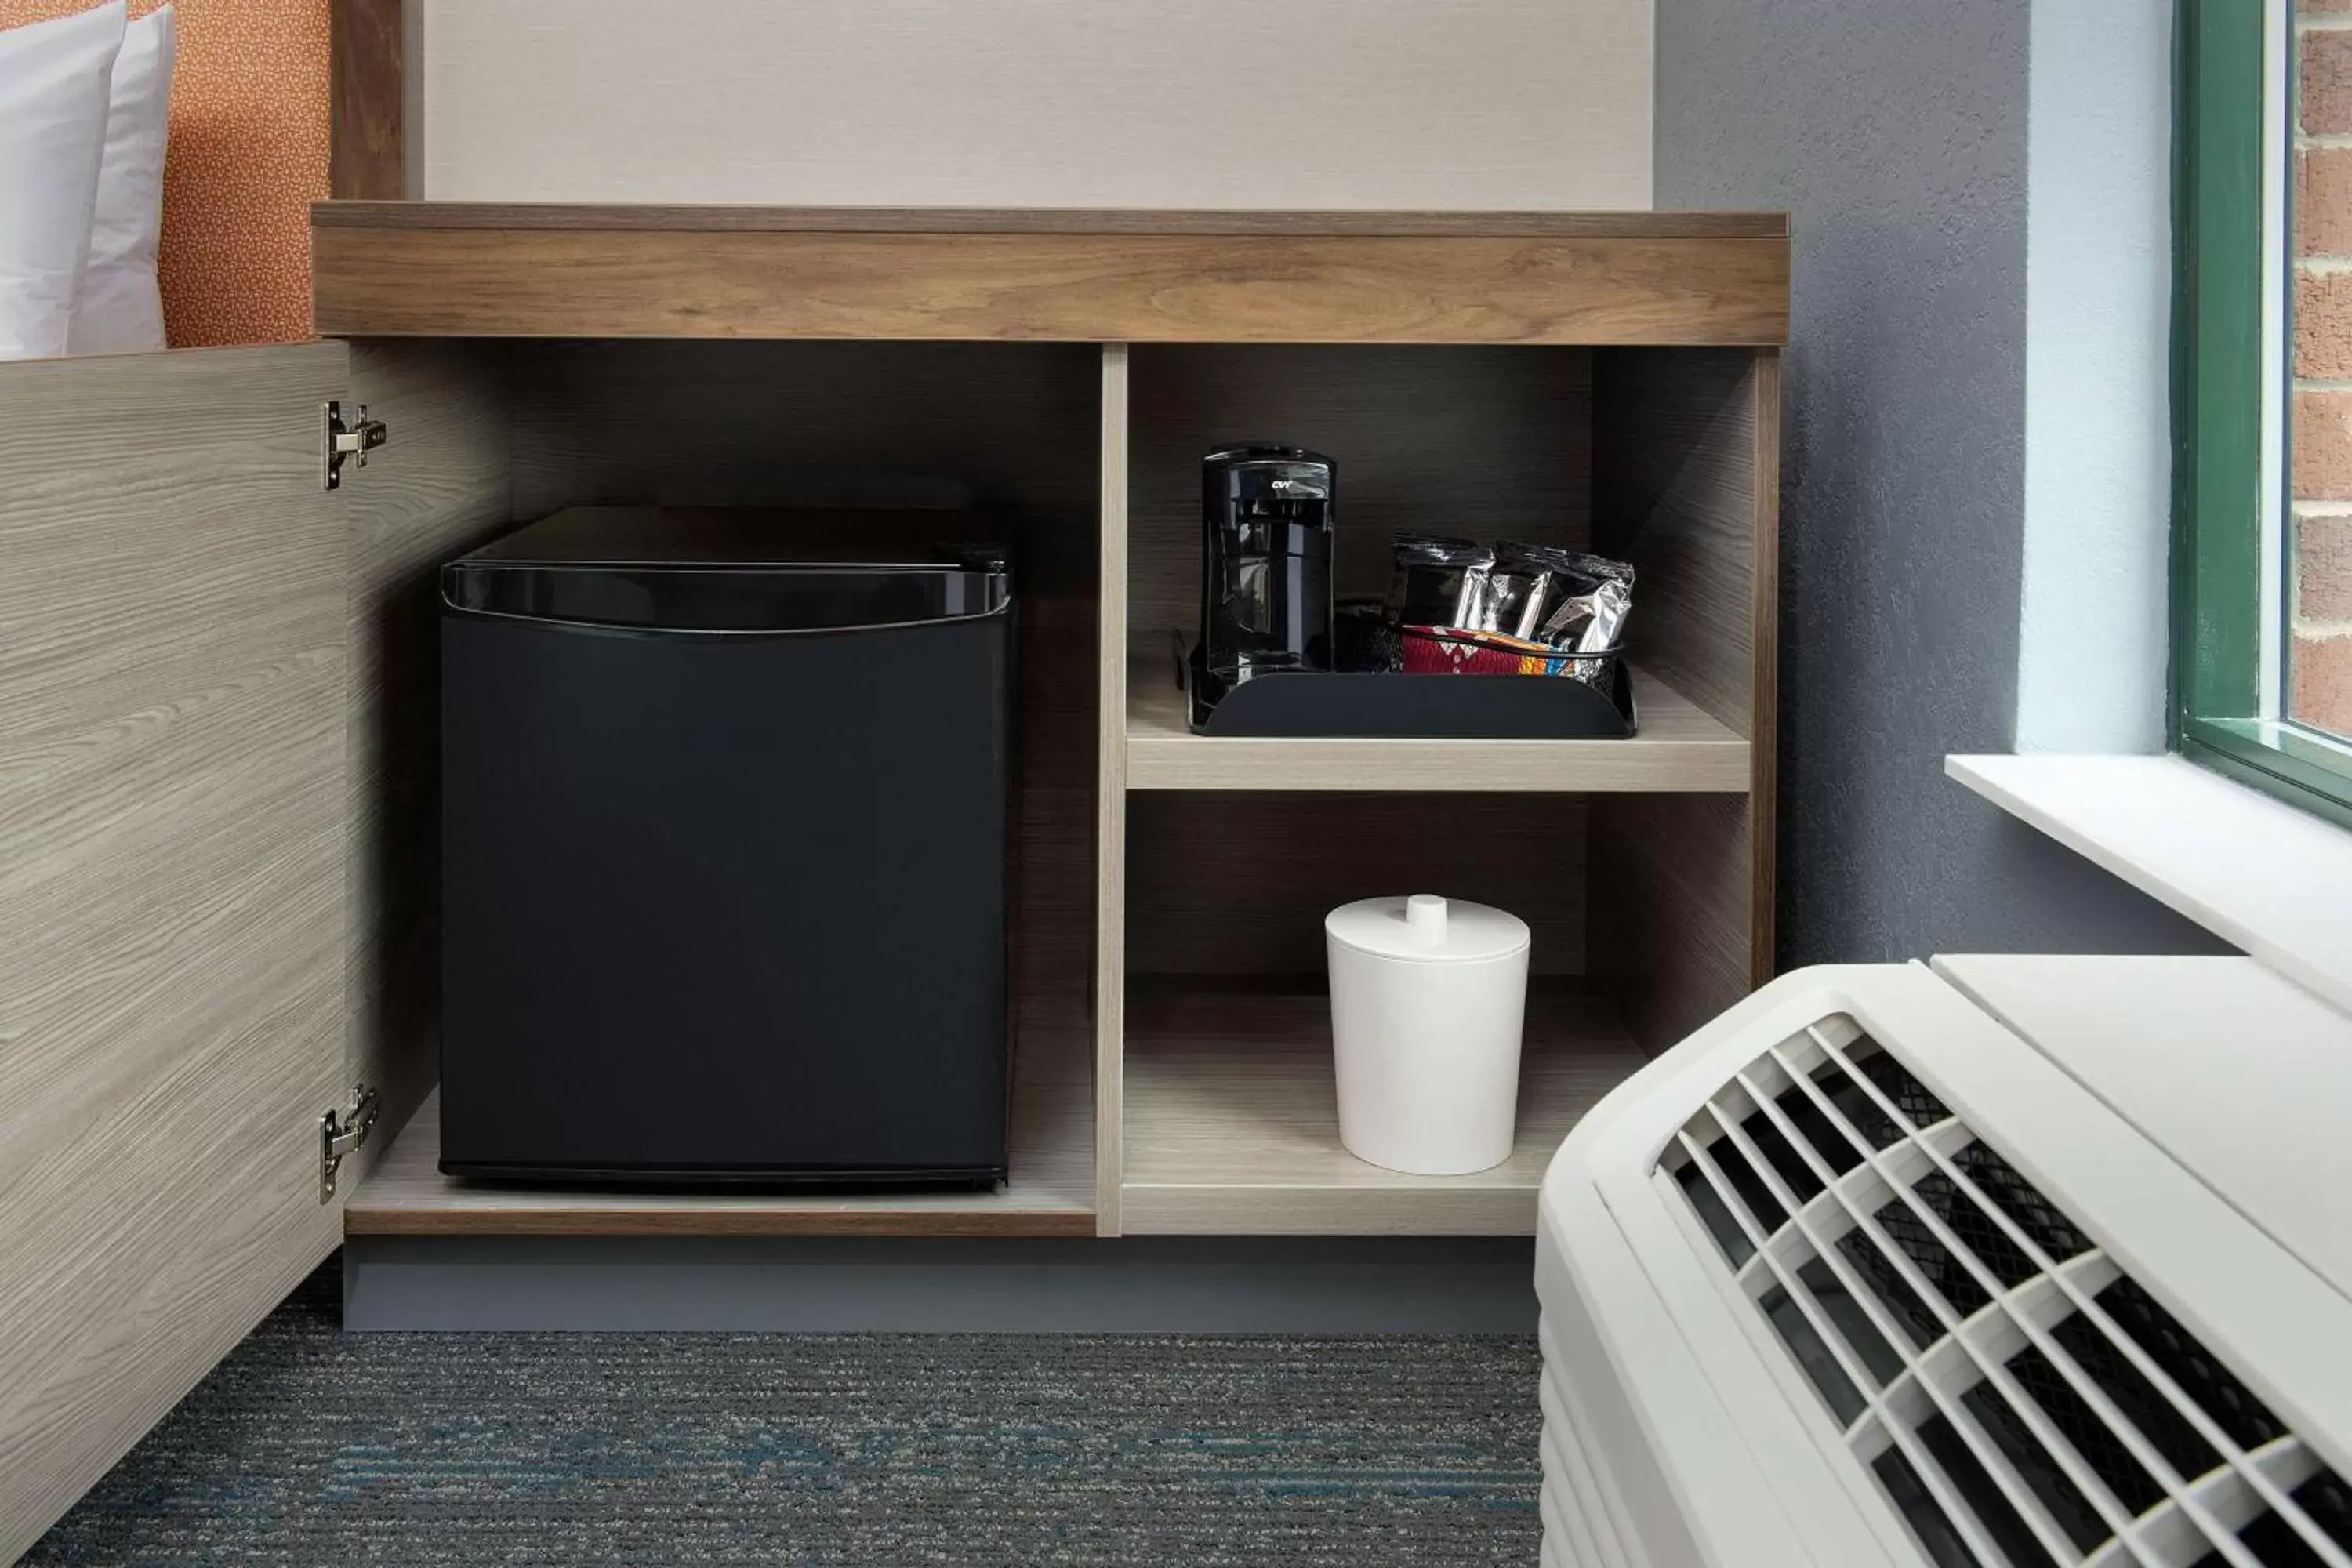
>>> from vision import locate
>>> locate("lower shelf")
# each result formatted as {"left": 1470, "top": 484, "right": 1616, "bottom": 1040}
{"left": 1119, "top": 978, "right": 1646, "bottom": 1236}
{"left": 343, "top": 1029, "right": 1097, "bottom": 1238}
{"left": 347, "top": 985, "right": 1646, "bottom": 1239}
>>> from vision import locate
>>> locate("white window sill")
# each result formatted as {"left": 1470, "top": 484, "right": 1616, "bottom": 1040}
{"left": 1947, "top": 753, "right": 2352, "bottom": 1015}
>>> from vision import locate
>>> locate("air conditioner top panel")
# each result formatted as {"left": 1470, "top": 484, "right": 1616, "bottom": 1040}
{"left": 1935, "top": 953, "right": 2352, "bottom": 1304}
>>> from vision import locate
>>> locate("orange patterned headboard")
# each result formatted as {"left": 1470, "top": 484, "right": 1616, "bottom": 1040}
{"left": 0, "top": 0, "right": 327, "bottom": 347}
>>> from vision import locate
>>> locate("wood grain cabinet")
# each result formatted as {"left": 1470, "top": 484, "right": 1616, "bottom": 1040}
{"left": 0, "top": 200, "right": 1784, "bottom": 1559}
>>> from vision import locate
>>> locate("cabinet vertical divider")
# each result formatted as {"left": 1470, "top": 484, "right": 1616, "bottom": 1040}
{"left": 1095, "top": 343, "right": 1132, "bottom": 1235}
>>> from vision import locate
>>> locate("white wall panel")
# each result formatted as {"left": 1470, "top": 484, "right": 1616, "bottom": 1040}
{"left": 419, "top": 0, "right": 1650, "bottom": 209}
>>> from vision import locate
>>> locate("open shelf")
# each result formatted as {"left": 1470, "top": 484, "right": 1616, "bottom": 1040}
{"left": 1118, "top": 978, "right": 1645, "bottom": 1235}
{"left": 345, "top": 1030, "right": 1096, "bottom": 1237}
{"left": 1124, "top": 642, "right": 1750, "bottom": 793}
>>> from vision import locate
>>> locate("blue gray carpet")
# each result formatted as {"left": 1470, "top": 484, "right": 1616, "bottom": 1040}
{"left": 30, "top": 1265, "right": 1541, "bottom": 1565}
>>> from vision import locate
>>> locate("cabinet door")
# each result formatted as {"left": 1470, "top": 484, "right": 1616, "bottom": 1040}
{"left": 0, "top": 343, "right": 351, "bottom": 1559}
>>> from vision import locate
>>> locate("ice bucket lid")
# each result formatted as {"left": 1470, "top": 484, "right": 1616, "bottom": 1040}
{"left": 1325, "top": 895, "right": 1529, "bottom": 964}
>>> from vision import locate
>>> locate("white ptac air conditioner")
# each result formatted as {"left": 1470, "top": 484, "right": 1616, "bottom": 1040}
{"left": 1537, "top": 956, "right": 2352, "bottom": 1568}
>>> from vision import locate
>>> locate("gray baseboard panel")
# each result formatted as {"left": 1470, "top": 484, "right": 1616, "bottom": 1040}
{"left": 341, "top": 1236, "right": 1538, "bottom": 1334}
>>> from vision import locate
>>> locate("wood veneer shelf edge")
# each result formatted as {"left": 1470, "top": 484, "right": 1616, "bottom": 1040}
{"left": 1123, "top": 648, "right": 1752, "bottom": 794}
{"left": 345, "top": 1084, "right": 1098, "bottom": 1239}
{"left": 1094, "top": 346, "right": 1131, "bottom": 1236}
{"left": 347, "top": 1207, "right": 1098, "bottom": 1239}
{"left": 310, "top": 207, "right": 1791, "bottom": 346}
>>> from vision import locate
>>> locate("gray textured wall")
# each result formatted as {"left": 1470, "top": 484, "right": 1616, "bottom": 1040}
{"left": 1654, "top": 0, "right": 2226, "bottom": 964}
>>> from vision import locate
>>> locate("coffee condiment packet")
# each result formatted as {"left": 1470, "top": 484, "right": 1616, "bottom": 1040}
{"left": 1399, "top": 624, "right": 1557, "bottom": 676}
{"left": 1534, "top": 551, "right": 1636, "bottom": 684}
{"left": 1489, "top": 542, "right": 1583, "bottom": 640}
{"left": 1388, "top": 535, "right": 1495, "bottom": 629}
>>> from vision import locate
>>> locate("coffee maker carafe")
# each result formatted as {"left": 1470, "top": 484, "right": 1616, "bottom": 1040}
{"left": 1192, "top": 445, "right": 1334, "bottom": 722}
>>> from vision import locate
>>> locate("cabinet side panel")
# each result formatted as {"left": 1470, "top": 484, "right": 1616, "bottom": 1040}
{"left": 1589, "top": 346, "right": 1777, "bottom": 1050}
{"left": 1587, "top": 794, "right": 1755, "bottom": 1055}
{"left": 0, "top": 345, "right": 350, "bottom": 1559}
{"left": 1749, "top": 350, "right": 1781, "bottom": 977}
{"left": 346, "top": 339, "right": 513, "bottom": 1174}
{"left": 1592, "top": 347, "right": 1760, "bottom": 737}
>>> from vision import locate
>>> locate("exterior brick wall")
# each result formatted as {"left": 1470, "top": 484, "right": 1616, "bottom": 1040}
{"left": 2296, "top": 2, "right": 2352, "bottom": 730}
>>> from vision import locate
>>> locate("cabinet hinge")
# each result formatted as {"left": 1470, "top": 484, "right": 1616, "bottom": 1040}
{"left": 323, "top": 401, "right": 388, "bottom": 491}
{"left": 318, "top": 1085, "right": 381, "bottom": 1203}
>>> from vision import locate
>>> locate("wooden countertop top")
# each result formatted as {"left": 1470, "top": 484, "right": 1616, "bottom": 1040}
{"left": 315, "top": 202, "right": 1788, "bottom": 238}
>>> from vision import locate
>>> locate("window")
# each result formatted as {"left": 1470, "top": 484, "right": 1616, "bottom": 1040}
{"left": 2174, "top": 0, "right": 2352, "bottom": 827}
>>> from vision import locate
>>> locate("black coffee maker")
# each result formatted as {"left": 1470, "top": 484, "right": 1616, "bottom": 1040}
{"left": 1189, "top": 444, "right": 1335, "bottom": 729}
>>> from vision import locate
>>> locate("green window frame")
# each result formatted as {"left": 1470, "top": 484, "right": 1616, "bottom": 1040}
{"left": 2173, "top": 0, "right": 2352, "bottom": 829}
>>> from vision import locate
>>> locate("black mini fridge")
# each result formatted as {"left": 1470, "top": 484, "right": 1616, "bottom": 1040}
{"left": 437, "top": 508, "right": 1012, "bottom": 1185}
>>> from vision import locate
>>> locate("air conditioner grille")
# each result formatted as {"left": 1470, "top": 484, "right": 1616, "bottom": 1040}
{"left": 1821, "top": 1058, "right": 1915, "bottom": 1152}
{"left": 1801, "top": 1255, "right": 1906, "bottom": 1383}
{"left": 1876, "top": 1442, "right": 1985, "bottom": 1568}
{"left": 1853, "top": 1047, "right": 1951, "bottom": 1130}
{"left": 1655, "top": 1015, "right": 2352, "bottom": 1568}
{"left": 2005, "top": 1342, "right": 2171, "bottom": 1517}
{"left": 1962, "top": 1377, "right": 2108, "bottom": 1554}
{"left": 1911, "top": 1171, "right": 2041, "bottom": 1290}
{"left": 2289, "top": 1472, "right": 2352, "bottom": 1554}
{"left": 1762, "top": 1278, "right": 1867, "bottom": 1425}
{"left": 1916, "top": 1407, "right": 2062, "bottom": 1567}
{"left": 1745, "top": 1108, "right": 1829, "bottom": 1203}
{"left": 2043, "top": 1315, "right": 2221, "bottom": 1486}
{"left": 1872, "top": 1190, "right": 1995, "bottom": 1315}
{"left": 2095, "top": 1277, "right": 2285, "bottom": 1454}
{"left": 1953, "top": 1142, "right": 2092, "bottom": 1263}
{"left": 1838, "top": 1224, "right": 1945, "bottom": 1349}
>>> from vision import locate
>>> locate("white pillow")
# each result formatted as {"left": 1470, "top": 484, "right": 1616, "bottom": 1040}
{"left": 71, "top": 4, "right": 174, "bottom": 356}
{"left": 0, "top": 2, "right": 126, "bottom": 361}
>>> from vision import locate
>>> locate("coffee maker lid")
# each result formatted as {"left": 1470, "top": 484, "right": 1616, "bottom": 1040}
{"left": 1205, "top": 445, "right": 1334, "bottom": 510}
{"left": 1206, "top": 442, "right": 1333, "bottom": 466}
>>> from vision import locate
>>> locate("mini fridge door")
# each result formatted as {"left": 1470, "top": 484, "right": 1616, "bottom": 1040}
{"left": 438, "top": 541, "right": 1011, "bottom": 1185}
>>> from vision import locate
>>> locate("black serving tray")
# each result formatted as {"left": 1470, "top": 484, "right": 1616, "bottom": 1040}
{"left": 1181, "top": 639, "right": 1638, "bottom": 739}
